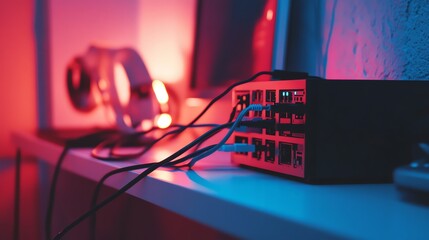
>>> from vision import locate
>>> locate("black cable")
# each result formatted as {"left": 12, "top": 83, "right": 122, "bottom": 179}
{"left": 87, "top": 123, "right": 220, "bottom": 240}
{"left": 14, "top": 149, "right": 21, "bottom": 240}
{"left": 91, "top": 70, "right": 275, "bottom": 161}
{"left": 45, "top": 145, "right": 70, "bottom": 240}
{"left": 88, "top": 123, "right": 226, "bottom": 240}
{"left": 55, "top": 71, "right": 276, "bottom": 239}
{"left": 89, "top": 122, "right": 227, "bottom": 240}
{"left": 182, "top": 71, "right": 273, "bottom": 130}
{"left": 228, "top": 100, "right": 242, "bottom": 123}
{"left": 89, "top": 125, "right": 164, "bottom": 161}
{"left": 105, "top": 71, "right": 272, "bottom": 160}
{"left": 91, "top": 124, "right": 195, "bottom": 161}
{"left": 91, "top": 124, "right": 219, "bottom": 161}
{"left": 54, "top": 123, "right": 231, "bottom": 239}
{"left": 90, "top": 123, "right": 229, "bottom": 208}
{"left": 109, "top": 124, "right": 219, "bottom": 159}
{"left": 45, "top": 130, "right": 126, "bottom": 240}
{"left": 149, "top": 72, "right": 261, "bottom": 157}
{"left": 89, "top": 144, "right": 217, "bottom": 240}
{"left": 91, "top": 142, "right": 221, "bottom": 209}
{"left": 165, "top": 144, "right": 218, "bottom": 169}
{"left": 97, "top": 144, "right": 217, "bottom": 197}
{"left": 105, "top": 125, "right": 170, "bottom": 159}
{"left": 190, "top": 100, "right": 242, "bottom": 153}
{"left": 89, "top": 130, "right": 167, "bottom": 160}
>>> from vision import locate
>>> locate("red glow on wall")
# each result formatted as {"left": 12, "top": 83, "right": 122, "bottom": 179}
{"left": 0, "top": 0, "right": 36, "bottom": 156}
{"left": 138, "top": 0, "right": 196, "bottom": 84}
{"left": 322, "top": 0, "right": 397, "bottom": 80}
{"left": 252, "top": 0, "right": 276, "bottom": 81}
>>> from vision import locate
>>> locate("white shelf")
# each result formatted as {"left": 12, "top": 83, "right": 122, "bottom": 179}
{"left": 12, "top": 132, "right": 429, "bottom": 239}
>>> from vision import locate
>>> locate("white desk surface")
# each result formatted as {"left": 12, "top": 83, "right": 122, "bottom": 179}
{"left": 12, "top": 131, "right": 429, "bottom": 240}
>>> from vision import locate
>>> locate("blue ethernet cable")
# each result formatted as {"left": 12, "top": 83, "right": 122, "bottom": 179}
{"left": 188, "top": 104, "right": 270, "bottom": 167}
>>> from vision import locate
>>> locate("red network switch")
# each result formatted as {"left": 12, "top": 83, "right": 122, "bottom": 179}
{"left": 231, "top": 79, "right": 429, "bottom": 183}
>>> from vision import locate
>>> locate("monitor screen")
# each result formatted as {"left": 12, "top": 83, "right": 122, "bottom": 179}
{"left": 190, "top": 0, "right": 290, "bottom": 97}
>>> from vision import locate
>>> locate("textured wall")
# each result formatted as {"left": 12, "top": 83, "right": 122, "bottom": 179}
{"left": 322, "top": 0, "right": 397, "bottom": 79}
{"left": 287, "top": 0, "right": 429, "bottom": 80}
{"left": 392, "top": 0, "right": 429, "bottom": 80}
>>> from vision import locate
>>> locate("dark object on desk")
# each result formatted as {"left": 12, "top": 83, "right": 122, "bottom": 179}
{"left": 394, "top": 143, "right": 429, "bottom": 204}
{"left": 37, "top": 128, "right": 152, "bottom": 148}
{"left": 394, "top": 164, "right": 429, "bottom": 204}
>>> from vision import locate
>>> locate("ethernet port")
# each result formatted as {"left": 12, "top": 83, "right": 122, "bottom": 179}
{"left": 251, "top": 138, "right": 263, "bottom": 160}
{"left": 279, "top": 111, "right": 291, "bottom": 119}
{"left": 254, "top": 109, "right": 262, "bottom": 118}
{"left": 264, "top": 140, "right": 275, "bottom": 163}
{"left": 293, "top": 146, "right": 304, "bottom": 168}
{"left": 265, "top": 107, "right": 275, "bottom": 118}
{"left": 279, "top": 142, "right": 292, "bottom": 165}
{"left": 234, "top": 136, "right": 248, "bottom": 144}
{"left": 265, "top": 90, "right": 276, "bottom": 103}
{"left": 252, "top": 90, "right": 263, "bottom": 103}
{"left": 235, "top": 91, "right": 250, "bottom": 116}
{"left": 234, "top": 136, "right": 249, "bottom": 156}
{"left": 293, "top": 155, "right": 303, "bottom": 168}
{"left": 279, "top": 90, "right": 293, "bottom": 103}
{"left": 277, "top": 123, "right": 305, "bottom": 138}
